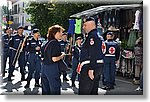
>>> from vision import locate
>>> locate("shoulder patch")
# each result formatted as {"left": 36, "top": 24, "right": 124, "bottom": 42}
{"left": 90, "top": 38, "right": 94, "bottom": 45}
{"left": 102, "top": 41, "right": 106, "bottom": 54}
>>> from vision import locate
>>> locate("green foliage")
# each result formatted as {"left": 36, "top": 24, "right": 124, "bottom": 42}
{"left": 121, "top": 40, "right": 128, "bottom": 49}
{"left": 2, "top": 5, "right": 9, "bottom": 15}
{"left": 25, "top": 2, "right": 54, "bottom": 36}
{"left": 25, "top": 2, "right": 101, "bottom": 36}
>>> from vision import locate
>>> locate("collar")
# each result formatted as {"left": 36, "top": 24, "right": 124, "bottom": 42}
{"left": 32, "top": 37, "right": 38, "bottom": 41}
{"left": 107, "top": 39, "right": 113, "bottom": 41}
{"left": 88, "top": 28, "right": 97, "bottom": 35}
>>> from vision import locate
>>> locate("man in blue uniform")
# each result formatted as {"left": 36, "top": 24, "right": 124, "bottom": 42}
{"left": 8, "top": 26, "right": 26, "bottom": 81}
{"left": 59, "top": 33, "right": 69, "bottom": 81}
{"left": 71, "top": 36, "right": 82, "bottom": 87}
{"left": 102, "top": 32, "right": 120, "bottom": 90}
{"left": 24, "top": 29, "right": 42, "bottom": 88}
{"left": 78, "top": 17, "right": 104, "bottom": 95}
{"left": 2, "top": 27, "right": 12, "bottom": 77}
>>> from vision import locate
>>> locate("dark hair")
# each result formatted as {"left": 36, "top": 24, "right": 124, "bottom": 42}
{"left": 4, "top": 27, "right": 10, "bottom": 33}
{"left": 32, "top": 29, "right": 39, "bottom": 34}
{"left": 47, "top": 25, "right": 65, "bottom": 41}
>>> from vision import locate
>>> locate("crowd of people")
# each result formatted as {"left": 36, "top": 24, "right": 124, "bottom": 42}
{"left": 1, "top": 17, "right": 143, "bottom": 95}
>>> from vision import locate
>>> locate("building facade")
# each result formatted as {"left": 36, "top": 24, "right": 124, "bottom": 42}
{"left": 9, "top": 0, "right": 32, "bottom": 29}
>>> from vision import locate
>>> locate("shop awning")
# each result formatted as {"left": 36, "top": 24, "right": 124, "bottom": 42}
{"left": 70, "top": 4, "right": 142, "bottom": 18}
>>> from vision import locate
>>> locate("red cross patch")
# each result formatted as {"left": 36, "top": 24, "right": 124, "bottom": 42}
{"left": 102, "top": 41, "right": 106, "bottom": 54}
{"left": 90, "top": 38, "right": 94, "bottom": 45}
{"left": 109, "top": 47, "right": 116, "bottom": 54}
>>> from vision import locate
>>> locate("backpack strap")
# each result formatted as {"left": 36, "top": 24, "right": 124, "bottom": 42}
{"left": 44, "top": 39, "right": 55, "bottom": 52}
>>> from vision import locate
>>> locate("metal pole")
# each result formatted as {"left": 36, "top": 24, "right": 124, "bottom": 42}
{"left": 7, "top": 1, "right": 9, "bottom": 27}
{"left": 0, "top": 6, "right": 3, "bottom": 78}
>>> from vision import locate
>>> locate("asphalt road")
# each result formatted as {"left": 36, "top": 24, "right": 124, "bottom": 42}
{"left": 0, "top": 63, "right": 143, "bottom": 95}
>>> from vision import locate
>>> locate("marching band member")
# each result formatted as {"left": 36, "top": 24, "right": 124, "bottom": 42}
{"left": 24, "top": 29, "right": 42, "bottom": 88}
{"left": 2, "top": 27, "right": 12, "bottom": 77}
{"left": 8, "top": 26, "right": 26, "bottom": 81}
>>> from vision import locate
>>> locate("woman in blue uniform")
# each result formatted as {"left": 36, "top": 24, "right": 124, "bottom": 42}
{"left": 41, "top": 25, "right": 65, "bottom": 95}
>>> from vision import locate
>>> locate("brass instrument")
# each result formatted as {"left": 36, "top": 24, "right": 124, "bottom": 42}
{"left": 12, "top": 33, "right": 28, "bottom": 66}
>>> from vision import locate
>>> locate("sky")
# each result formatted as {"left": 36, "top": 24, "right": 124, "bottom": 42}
{"left": 0, "top": 0, "right": 7, "bottom": 6}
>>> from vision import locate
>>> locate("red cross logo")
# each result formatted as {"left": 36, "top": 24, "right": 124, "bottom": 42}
{"left": 109, "top": 47, "right": 115, "bottom": 54}
{"left": 90, "top": 38, "right": 94, "bottom": 45}
{"left": 102, "top": 42, "right": 106, "bottom": 54}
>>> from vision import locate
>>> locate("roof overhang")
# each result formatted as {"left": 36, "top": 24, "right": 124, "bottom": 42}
{"left": 70, "top": 4, "right": 142, "bottom": 18}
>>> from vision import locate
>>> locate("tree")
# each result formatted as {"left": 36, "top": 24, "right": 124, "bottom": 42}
{"left": 25, "top": 2, "right": 101, "bottom": 36}
{"left": 2, "top": 5, "right": 11, "bottom": 27}
{"left": 25, "top": 2, "right": 55, "bottom": 36}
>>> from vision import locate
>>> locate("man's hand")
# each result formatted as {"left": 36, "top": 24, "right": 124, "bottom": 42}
{"left": 35, "top": 46, "right": 40, "bottom": 50}
{"left": 115, "top": 60, "right": 119, "bottom": 64}
{"left": 88, "top": 70, "right": 94, "bottom": 80}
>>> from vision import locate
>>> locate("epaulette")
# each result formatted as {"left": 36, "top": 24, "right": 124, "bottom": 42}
{"left": 12, "top": 34, "right": 17, "bottom": 36}
{"left": 28, "top": 37, "right": 33, "bottom": 41}
{"left": 105, "top": 40, "right": 108, "bottom": 43}
{"left": 113, "top": 41, "right": 118, "bottom": 44}
{"left": 99, "top": 36, "right": 104, "bottom": 41}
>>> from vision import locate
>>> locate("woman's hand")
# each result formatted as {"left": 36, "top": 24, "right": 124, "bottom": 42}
{"left": 60, "top": 52, "right": 65, "bottom": 59}
{"left": 52, "top": 52, "right": 65, "bottom": 62}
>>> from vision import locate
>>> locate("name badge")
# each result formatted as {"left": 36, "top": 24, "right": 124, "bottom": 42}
{"left": 31, "top": 42, "right": 36, "bottom": 45}
{"left": 15, "top": 39, "right": 20, "bottom": 41}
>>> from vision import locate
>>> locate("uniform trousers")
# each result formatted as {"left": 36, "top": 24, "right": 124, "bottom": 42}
{"left": 79, "top": 64, "right": 103, "bottom": 95}
{"left": 41, "top": 63, "right": 61, "bottom": 95}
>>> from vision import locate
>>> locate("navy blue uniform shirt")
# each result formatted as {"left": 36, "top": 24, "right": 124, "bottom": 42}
{"left": 43, "top": 39, "right": 61, "bottom": 65}
{"left": 104, "top": 39, "right": 120, "bottom": 61}
{"left": 26, "top": 37, "right": 42, "bottom": 54}
{"left": 2, "top": 34, "right": 12, "bottom": 51}
{"left": 9, "top": 34, "right": 25, "bottom": 51}
{"left": 59, "top": 40, "right": 69, "bottom": 52}
{"left": 80, "top": 29, "right": 104, "bottom": 70}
